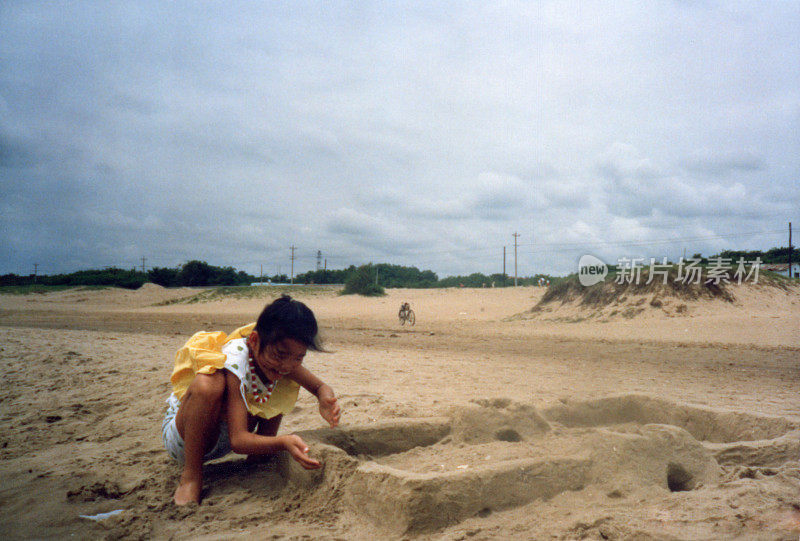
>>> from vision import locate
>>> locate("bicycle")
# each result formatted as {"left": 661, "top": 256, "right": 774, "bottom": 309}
{"left": 398, "top": 303, "right": 415, "bottom": 326}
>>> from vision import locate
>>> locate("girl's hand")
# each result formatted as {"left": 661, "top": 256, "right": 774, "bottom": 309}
{"left": 280, "top": 435, "right": 321, "bottom": 469}
{"left": 317, "top": 385, "right": 340, "bottom": 428}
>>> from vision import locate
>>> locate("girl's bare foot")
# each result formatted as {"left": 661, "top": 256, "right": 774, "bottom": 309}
{"left": 173, "top": 478, "right": 202, "bottom": 505}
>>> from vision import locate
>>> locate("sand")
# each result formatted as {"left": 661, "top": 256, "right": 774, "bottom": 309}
{"left": 0, "top": 283, "right": 798, "bottom": 540}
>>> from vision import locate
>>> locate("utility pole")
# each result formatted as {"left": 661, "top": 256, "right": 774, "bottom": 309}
{"left": 530, "top": 221, "right": 534, "bottom": 279}
{"left": 141, "top": 256, "right": 146, "bottom": 274}
{"left": 316, "top": 250, "right": 322, "bottom": 271}
{"left": 790, "top": 222, "right": 794, "bottom": 278}
{"left": 290, "top": 246, "right": 296, "bottom": 284}
{"left": 260, "top": 264, "right": 263, "bottom": 284}
{"left": 33, "top": 263, "right": 38, "bottom": 283}
{"left": 513, "top": 232, "right": 520, "bottom": 286}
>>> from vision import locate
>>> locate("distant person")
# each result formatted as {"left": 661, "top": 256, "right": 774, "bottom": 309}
{"left": 162, "top": 295, "right": 340, "bottom": 505}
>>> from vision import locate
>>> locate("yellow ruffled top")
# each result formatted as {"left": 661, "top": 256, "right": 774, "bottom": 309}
{"left": 169, "top": 323, "right": 300, "bottom": 419}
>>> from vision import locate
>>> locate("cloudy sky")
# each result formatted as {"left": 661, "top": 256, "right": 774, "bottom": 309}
{"left": 1, "top": 1, "right": 798, "bottom": 278}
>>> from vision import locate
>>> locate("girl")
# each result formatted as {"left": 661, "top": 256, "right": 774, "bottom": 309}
{"left": 162, "top": 295, "right": 340, "bottom": 505}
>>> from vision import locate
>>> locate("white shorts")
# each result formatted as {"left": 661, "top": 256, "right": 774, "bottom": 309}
{"left": 162, "top": 394, "right": 232, "bottom": 462}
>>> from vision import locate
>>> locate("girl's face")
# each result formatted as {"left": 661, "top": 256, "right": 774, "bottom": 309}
{"left": 251, "top": 336, "right": 307, "bottom": 381}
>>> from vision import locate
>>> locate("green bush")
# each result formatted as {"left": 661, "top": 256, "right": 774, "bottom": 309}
{"left": 173, "top": 260, "right": 253, "bottom": 286}
{"left": 342, "top": 264, "right": 385, "bottom": 296}
{"left": 148, "top": 266, "right": 179, "bottom": 287}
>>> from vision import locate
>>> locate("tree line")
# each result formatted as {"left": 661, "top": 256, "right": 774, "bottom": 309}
{"left": 2, "top": 246, "right": 795, "bottom": 291}
{"left": 0, "top": 260, "right": 254, "bottom": 289}
{"left": 711, "top": 246, "right": 798, "bottom": 264}
{"left": 0, "top": 260, "right": 547, "bottom": 291}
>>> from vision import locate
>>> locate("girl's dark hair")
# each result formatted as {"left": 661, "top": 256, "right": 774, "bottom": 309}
{"left": 254, "top": 294, "right": 321, "bottom": 352}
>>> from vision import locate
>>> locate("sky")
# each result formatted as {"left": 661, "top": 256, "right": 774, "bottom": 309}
{"left": 1, "top": 1, "right": 798, "bottom": 278}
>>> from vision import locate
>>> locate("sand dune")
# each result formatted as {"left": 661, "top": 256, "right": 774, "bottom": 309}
{"left": 0, "top": 283, "right": 798, "bottom": 539}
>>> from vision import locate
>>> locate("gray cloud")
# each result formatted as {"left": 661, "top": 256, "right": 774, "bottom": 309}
{"left": 597, "top": 143, "right": 786, "bottom": 222}
{"left": 681, "top": 152, "right": 766, "bottom": 177}
{"left": 1, "top": 2, "right": 797, "bottom": 277}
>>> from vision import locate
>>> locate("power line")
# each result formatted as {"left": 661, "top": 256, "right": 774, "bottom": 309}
{"left": 66, "top": 228, "right": 783, "bottom": 276}
{"left": 790, "top": 222, "right": 794, "bottom": 278}
{"left": 111, "top": 227, "right": 795, "bottom": 272}
{"left": 303, "top": 228, "right": 789, "bottom": 276}
{"left": 350, "top": 228, "right": 787, "bottom": 258}
{"left": 311, "top": 228, "right": 786, "bottom": 267}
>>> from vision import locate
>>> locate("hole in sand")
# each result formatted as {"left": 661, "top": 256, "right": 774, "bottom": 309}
{"left": 494, "top": 427, "right": 522, "bottom": 442}
{"left": 299, "top": 418, "right": 451, "bottom": 458}
{"left": 666, "top": 463, "right": 694, "bottom": 492}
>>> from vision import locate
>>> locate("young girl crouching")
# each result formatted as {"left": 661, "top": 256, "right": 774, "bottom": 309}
{"left": 162, "top": 295, "right": 340, "bottom": 505}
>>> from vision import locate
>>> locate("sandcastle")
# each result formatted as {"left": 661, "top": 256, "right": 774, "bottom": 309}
{"left": 270, "top": 394, "right": 800, "bottom": 535}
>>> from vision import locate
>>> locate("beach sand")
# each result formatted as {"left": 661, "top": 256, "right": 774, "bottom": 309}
{"left": 0, "top": 283, "right": 798, "bottom": 539}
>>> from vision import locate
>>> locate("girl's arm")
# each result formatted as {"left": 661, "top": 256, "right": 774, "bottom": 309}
{"left": 288, "top": 365, "right": 340, "bottom": 427}
{"left": 223, "top": 370, "right": 320, "bottom": 469}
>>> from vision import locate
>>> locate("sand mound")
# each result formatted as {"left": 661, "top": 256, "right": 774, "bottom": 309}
{"left": 525, "top": 269, "right": 797, "bottom": 320}
{"left": 2, "top": 283, "right": 202, "bottom": 308}
{"left": 135, "top": 282, "right": 165, "bottom": 293}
